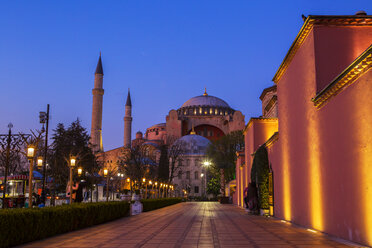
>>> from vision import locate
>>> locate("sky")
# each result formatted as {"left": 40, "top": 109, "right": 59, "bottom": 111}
{"left": 0, "top": 1, "right": 371, "bottom": 151}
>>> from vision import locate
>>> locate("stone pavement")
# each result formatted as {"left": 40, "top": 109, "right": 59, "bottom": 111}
{"left": 20, "top": 202, "right": 352, "bottom": 248}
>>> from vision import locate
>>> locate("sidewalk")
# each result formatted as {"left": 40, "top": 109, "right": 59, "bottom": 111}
{"left": 19, "top": 202, "right": 352, "bottom": 247}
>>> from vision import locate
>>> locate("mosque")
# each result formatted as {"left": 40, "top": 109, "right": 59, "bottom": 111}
{"left": 89, "top": 56, "right": 245, "bottom": 196}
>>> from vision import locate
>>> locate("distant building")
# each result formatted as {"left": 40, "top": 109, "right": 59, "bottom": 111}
{"left": 88, "top": 56, "right": 245, "bottom": 192}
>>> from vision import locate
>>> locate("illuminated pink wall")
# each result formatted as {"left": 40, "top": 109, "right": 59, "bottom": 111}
{"left": 235, "top": 119, "right": 278, "bottom": 208}
{"left": 271, "top": 24, "right": 372, "bottom": 246}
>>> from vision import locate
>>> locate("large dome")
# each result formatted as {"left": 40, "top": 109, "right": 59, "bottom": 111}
{"left": 173, "top": 134, "right": 211, "bottom": 155}
{"left": 181, "top": 94, "right": 230, "bottom": 108}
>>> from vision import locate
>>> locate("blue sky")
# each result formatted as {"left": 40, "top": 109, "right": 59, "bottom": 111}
{"left": 0, "top": 1, "right": 370, "bottom": 150}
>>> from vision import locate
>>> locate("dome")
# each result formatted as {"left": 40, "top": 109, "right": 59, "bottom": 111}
{"left": 181, "top": 95, "right": 230, "bottom": 108}
{"left": 173, "top": 134, "right": 211, "bottom": 155}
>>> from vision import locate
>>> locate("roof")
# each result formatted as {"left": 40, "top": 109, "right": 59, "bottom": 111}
{"left": 95, "top": 54, "right": 104, "bottom": 75}
{"left": 273, "top": 14, "right": 372, "bottom": 83}
{"left": 174, "top": 134, "right": 211, "bottom": 155}
{"left": 125, "top": 90, "right": 132, "bottom": 106}
{"left": 259, "top": 85, "right": 277, "bottom": 100}
{"left": 181, "top": 95, "right": 230, "bottom": 108}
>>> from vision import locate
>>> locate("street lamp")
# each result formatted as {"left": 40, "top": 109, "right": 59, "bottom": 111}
{"left": 77, "top": 168, "right": 83, "bottom": 176}
{"left": 103, "top": 168, "right": 109, "bottom": 202}
{"left": 27, "top": 145, "right": 35, "bottom": 207}
{"left": 37, "top": 157, "right": 43, "bottom": 169}
{"left": 202, "top": 161, "right": 211, "bottom": 198}
{"left": 69, "top": 156, "right": 76, "bottom": 204}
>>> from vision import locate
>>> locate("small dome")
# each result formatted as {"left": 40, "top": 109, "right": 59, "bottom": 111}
{"left": 181, "top": 95, "right": 230, "bottom": 108}
{"left": 173, "top": 134, "right": 211, "bottom": 155}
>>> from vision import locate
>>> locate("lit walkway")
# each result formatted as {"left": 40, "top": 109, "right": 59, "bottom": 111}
{"left": 20, "top": 202, "right": 351, "bottom": 248}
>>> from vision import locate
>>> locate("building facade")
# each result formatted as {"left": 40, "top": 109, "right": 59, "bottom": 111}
{"left": 235, "top": 12, "right": 372, "bottom": 246}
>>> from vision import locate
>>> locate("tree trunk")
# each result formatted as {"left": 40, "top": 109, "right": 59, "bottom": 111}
{"left": 220, "top": 168, "right": 225, "bottom": 196}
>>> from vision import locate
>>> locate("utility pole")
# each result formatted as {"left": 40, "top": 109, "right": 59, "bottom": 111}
{"left": 39, "top": 104, "right": 50, "bottom": 204}
{"left": 2, "top": 124, "right": 12, "bottom": 208}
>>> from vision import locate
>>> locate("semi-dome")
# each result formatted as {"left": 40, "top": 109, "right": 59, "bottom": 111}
{"left": 173, "top": 134, "right": 211, "bottom": 155}
{"left": 181, "top": 95, "right": 230, "bottom": 108}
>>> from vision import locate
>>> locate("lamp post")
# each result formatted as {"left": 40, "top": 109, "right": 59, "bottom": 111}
{"left": 154, "top": 182, "right": 158, "bottom": 198}
{"left": 203, "top": 161, "right": 211, "bottom": 198}
{"left": 27, "top": 145, "right": 35, "bottom": 207}
{"left": 142, "top": 178, "right": 147, "bottom": 199}
{"left": 69, "top": 156, "right": 76, "bottom": 204}
{"left": 104, "top": 168, "right": 108, "bottom": 202}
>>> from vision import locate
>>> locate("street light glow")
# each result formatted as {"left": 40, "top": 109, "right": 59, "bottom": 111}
{"left": 70, "top": 156, "right": 76, "bottom": 167}
{"left": 37, "top": 156, "right": 43, "bottom": 168}
{"left": 27, "top": 146, "right": 35, "bottom": 159}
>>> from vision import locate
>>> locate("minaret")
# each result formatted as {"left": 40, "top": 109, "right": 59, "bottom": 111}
{"left": 124, "top": 89, "right": 132, "bottom": 148}
{"left": 90, "top": 53, "right": 104, "bottom": 152}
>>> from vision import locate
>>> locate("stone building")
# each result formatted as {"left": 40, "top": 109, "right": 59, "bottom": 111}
{"left": 171, "top": 132, "right": 211, "bottom": 197}
{"left": 88, "top": 55, "right": 245, "bottom": 194}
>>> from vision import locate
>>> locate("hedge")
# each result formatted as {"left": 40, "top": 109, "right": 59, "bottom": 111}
{"left": 141, "top": 198, "right": 182, "bottom": 212}
{"left": 0, "top": 201, "right": 130, "bottom": 248}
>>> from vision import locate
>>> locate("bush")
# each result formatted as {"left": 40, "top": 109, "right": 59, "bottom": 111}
{"left": 0, "top": 201, "right": 130, "bottom": 248}
{"left": 251, "top": 145, "right": 270, "bottom": 209}
{"left": 141, "top": 198, "right": 182, "bottom": 212}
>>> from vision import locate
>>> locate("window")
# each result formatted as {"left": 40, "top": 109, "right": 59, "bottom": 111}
{"left": 215, "top": 109, "right": 218, "bottom": 115}
{"left": 186, "top": 159, "right": 190, "bottom": 167}
{"left": 194, "top": 186, "right": 199, "bottom": 194}
{"left": 199, "top": 107, "right": 202, "bottom": 114}
{"left": 178, "top": 171, "right": 182, "bottom": 179}
{"left": 186, "top": 171, "right": 190, "bottom": 179}
{"left": 194, "top": 171, "right": 199, "bottom": 180}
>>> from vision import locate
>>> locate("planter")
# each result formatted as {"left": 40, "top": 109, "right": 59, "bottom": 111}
{"left": 219, "top": 196, "right": 230, "bottom": 204}
{"left": 260, "top": 209, "right": 270, "bottom": 216}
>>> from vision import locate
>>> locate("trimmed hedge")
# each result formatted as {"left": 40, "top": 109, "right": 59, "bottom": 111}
{"left": 141, "top": 198, "right": 182, "bottom": 212}
{"left": 0, "top": 201, "right": 130, "bottom": 248}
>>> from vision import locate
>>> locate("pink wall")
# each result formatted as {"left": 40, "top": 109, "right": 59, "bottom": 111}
{"left": 314, "top": 26, "right": 372, "bottom": 92}
{"left": 235, "top": 119, "right": 278, "bottom": 208}
{"left": 272, "top": 23, "right": 372, "bottom": 246}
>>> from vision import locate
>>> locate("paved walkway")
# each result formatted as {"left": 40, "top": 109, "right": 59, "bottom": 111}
{"left": 20, "top": 202, "right": 351, "bottom": 248}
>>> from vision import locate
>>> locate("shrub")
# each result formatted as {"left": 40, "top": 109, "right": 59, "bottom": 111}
{"left": 141, "top": 198, "right": 182, "bottom": 212}
{"left": 250, "top": 145, "right": 270, "bottom": 209}
{"left": 0, "top": 201, "right": 130, "bottom": 248}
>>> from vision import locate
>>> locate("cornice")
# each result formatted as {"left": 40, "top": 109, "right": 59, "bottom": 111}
{"left": 243, "top": 118, "right": 278, "bottom": 134}
{"left": 312, "top": 44, "right": 372, "bottom": 109}
{"left": 265, "top": 132, "right": 279, "bottom": 148}
{"left": 273, "top": 15, "right": 372, "bottom": 84}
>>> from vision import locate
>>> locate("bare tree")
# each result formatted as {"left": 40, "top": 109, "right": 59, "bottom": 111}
{"left": 167, "top": 135, "right": 186, "bottom": 184}
{"left": 120, "top": 144, "right": 156, "bottom": 190}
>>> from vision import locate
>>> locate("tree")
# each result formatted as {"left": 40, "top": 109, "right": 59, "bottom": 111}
{"left": 167, "top": 136, "right": 186, "bottom": 184}
{"left": 206, "top": 130, "right": 244, "bottom": 195}
{"left": 157, "top": 145, "right": 169, "bottom": 182}
{"left": 207, "top": 177, "right": 220, "bottom": 199}
{"left": 120, "top": 144, "right": 157, "bottom": 190}
{"left": 48, "top": 119, "right": 99, "bottom": 193}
